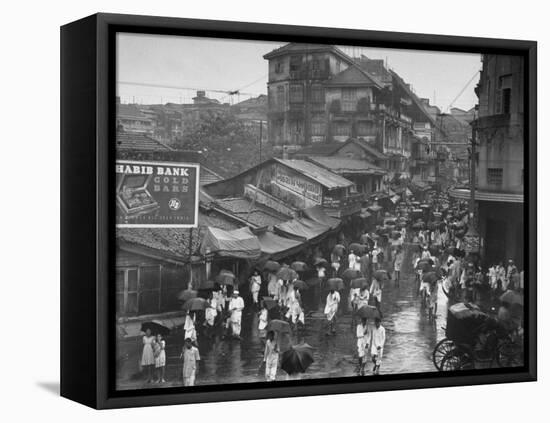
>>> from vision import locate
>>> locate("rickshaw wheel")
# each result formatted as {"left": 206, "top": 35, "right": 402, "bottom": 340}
{"left": 432, "top": 338, "right": 455, "bottom": 371}
{"left": 496, "top": 341, "right": 523, "bottom": 368}
{"left": 440, "top": 349, "right": 474, "bottom": 371}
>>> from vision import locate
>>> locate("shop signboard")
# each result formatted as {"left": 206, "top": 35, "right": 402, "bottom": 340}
{"left": 115, "top": 160, "right": 199, "bottom": 228}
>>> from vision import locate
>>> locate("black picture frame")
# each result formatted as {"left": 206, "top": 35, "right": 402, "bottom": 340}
{"left": 61, "top": 13, "right": 537, "bottom": 409}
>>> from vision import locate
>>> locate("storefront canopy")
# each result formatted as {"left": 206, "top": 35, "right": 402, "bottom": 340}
{"left": 257, "top": 230, "right": 304, "bottom": 260}
{"left": 303, "top": 206, "right": 341, "bottom": 230}
{"left": 200, "top": 226, "right": 261, "bottom": 259}
{"left": 274, "top": 217, "right": 331, "bottom": 242}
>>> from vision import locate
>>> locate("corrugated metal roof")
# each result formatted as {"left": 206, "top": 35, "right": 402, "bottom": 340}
{"left": 308, "top": 156, "right": 386, "bottom": 175}
{"left": 200, "top": 167, "right": 223, "bottom": 186}
{"left": 215, "top": 197, "right": 288, "bottom": 228}
{"left": 340, "top": 138, "right": 388, "bottom": 160}
{"left": 274, "top": 158, "right": 354, "bottom": 189}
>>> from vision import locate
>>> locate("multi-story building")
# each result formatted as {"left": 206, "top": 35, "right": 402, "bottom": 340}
{"left": 116, "top": 100, "right": 155, "bottom": 135}
{"left": 450, "top": 54, "right": 524, "bottom": 267}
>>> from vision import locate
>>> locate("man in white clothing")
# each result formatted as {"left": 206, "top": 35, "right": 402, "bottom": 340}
{"left": 324, "top": 288, "right": 340, "bottom": 335}
{"left": 371, "top": 317, "right": 386, "bottom": 375}
{"left": 228, "top": 290, "right": 245, "bottom": 339}
{"left": 356, "top": 317, "right": 371, "bottom": 376}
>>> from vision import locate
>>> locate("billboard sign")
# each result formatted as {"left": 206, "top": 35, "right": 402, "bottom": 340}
{"left": 115, "top": 160, "right": 199, "bottom": 228}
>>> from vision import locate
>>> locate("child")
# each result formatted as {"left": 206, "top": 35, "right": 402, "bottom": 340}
{"left": 154, "top": 334, "right": 166, "bottom": 383}
{"left": 181, "top": 338, "right": 200, "bottom": 386}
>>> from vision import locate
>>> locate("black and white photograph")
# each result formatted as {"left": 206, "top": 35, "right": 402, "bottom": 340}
{"left": 114, "top": 33, "right": 526, "bottom": 391}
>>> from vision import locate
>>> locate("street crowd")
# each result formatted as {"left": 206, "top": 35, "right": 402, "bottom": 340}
{"left": 137, "top": 194, "right": 525, "bottom": 386}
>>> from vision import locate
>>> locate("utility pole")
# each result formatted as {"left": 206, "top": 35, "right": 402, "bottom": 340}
{"left": 259, "top": 120, "right": 263, "bottom": 163}
{"left": 469, "top": 125, "right": 476, "bottom": 220}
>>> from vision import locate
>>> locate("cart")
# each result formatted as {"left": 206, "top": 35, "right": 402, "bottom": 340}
{"left": 432, "top": 303, "right": 523, "bottom": 371}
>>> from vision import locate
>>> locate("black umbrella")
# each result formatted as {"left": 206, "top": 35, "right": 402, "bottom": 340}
{"left": 327, "top": 278, "right": 344, "bottom": 290}
{"left": 342, "top": 268, "right": 362, "bottom": 280}
{"left": 141, "top": 321, "right": 170, "bottom": 336}
{"left": 500, "top": 290, "right": 523, "bottom": 306}
{"left": 355, "top": 305, "right": 381, "bottom": 320}
{"left": 177, "top": 289, "right": 198, "bottom": 302}
{"left": 332, "top": 244, "right": 346, "bottom": 256}
{"left": 350, "top": 277, "right": 368, "bottom": 289}
{"left": 313, "top": 257, "right": 329, "bottom": 267}
{"left": 292, "top": 280, "right": 308, "bottom": 291}
{"left": 280, "top": 343, "right": 315, "bottom": 375}
{"left": 264, "top": 260, "right": 281, "bottom": 272}
{"left": 182, "top": 297, "right": 208, "bottom": 311}
{"left": 276, "top": 266, "right": 298, "bottom": 281}
{"left": 374, "top": 269, "right": 389, "bottom": 281}
{"left": 262, "top": 296, "right": 278, "bottom": 310}
{"left": 215, "top": 270, "right": 236, "bottom": 285}
{"left": 349, "top": 243, "right": 365, "bottom": 254}
{"left": 266, "top": 319, "right": 291, "bottom": 334}
{"left": 422, "top": 271, "right": 438, "bottom": 284}
{"left": 291, "top": 261, "right": 308, "bottom": 272}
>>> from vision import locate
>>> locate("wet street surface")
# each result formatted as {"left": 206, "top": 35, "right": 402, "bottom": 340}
{"left": 116, "top": 244, "right": 456, "bottom": 390}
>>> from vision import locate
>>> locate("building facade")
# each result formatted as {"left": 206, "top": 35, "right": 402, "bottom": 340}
{"left": 450, "top": 54, "right": 524, "bottom": 267}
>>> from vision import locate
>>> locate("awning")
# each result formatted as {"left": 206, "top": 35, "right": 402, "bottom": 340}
{"left": 274, "top": 217, "right": 331, "bottom": 242}
{"left": 200, "top": 226, "right": 261, "bottom": 259}
{"left": 257, "top": 230, "right": 304, "bottom": 260}
{"left": 303, "top": 205, "right": 341, "bottom": 230}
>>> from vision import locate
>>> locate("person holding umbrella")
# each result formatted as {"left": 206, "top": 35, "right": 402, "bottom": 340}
{"left": 228, "top": 290, "right": 245, "bottom": 340}
{"left": 324, "top": 286, "right": 340, "bottom": 335}
{"left": 356, "top": 316, "right": 371, "bottom": 376}
{"left": 141, "top": 328, "right": 156, "bottom": 383}
{"left": 370, "top": 317, "right": 386, "bottom": 375}
{"left": 262, "top": 330, "right": 279, "bottom": 381}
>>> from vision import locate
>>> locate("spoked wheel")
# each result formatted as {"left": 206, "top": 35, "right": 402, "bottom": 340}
{"left": 432, "top": 338, "right": 455, "bottom": 371}
{"left": 496, "top": 341, "right": 523, "bottom": 368}
{"left": 440, "top": 348, "right": 475, "bottom": 371}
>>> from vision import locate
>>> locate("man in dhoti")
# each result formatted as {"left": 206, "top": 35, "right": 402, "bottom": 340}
{"left": 181, "top": 338, "right": 200, "bottom": 386}
{"left": 370, "top": 317, "right": 386, "bottom": 375}
{"left": 324, "top": 288, "right": 340, "bottom": 335}
{"left": 356, "top": 317, "right": 371, "bottom": 376}
{"left": 228, "top": 290, "right": 245, "bottom": 339}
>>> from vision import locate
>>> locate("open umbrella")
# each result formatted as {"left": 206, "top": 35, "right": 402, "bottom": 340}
{"left": 313, "top": 257, "right": 329, "bottom": 267}
{"left": 266, "top": 319, "right": 291, "bottom": 334}
{"left": 276, "top": 267, "right": 298, "bottom": 281}
{"left": 349, "top": 243, "right": 364, "bottom": 254}
{"left": 416, "top": 259, "right": 434, "bottom": 271}
{"left": 291, "top": 261, "right": 308, "bottom": 272}
{"left": 263, "top": 260, "right": 281, "bottom": 272}
{"left": 391, "top": 230, "right": 401, "bottom": 240}
{"left": 342, "top": 268, "right": 362, "bottom": 280}
{"left": 215, "top": 270, "right": 236, "bottom": 285}
{"left": 141, "top": 321, "right": 170, "bottom": 336}
{"left": 350, "top": 277, "right": 368, "bottom": 289}
{"left": 177, "top": 289, "right": 198, "bottom": 302}
{"left": 332, "top": 244, "right": 346, "bottom": 256}
{"left": 355, "top": 305, "right": 381, "bottom": 320}
{"left": 500, "top": 290, "right": 523, "bottom": 306}
{"left": 261, "top": 296, "right": 278, "bottom": 310}
{"left": 373, "top": 269, "right": 389, "bottom": 281}
{"left": 292, "top": 280, "right": 308, "bottom": 291}
{"left": 422, "top": 271, "right": 439, "bottom": 284}
{"left": 281, "top": 343, "right": 315, "bottom": 375}
{"left": 182, "top": 297, "right": 208, "bottom": 311}
{"left": 327, "top": 278, "right": 344, "bottom": 290}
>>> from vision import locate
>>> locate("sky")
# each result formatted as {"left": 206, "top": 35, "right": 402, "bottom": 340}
{"left": 116, "top": 33, "right": 482, "bottom": 112}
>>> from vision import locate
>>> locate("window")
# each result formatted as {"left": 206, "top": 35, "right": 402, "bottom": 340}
{"left": 311, "top": 121, "right": 325, "bottom": 136}
{"left": 311, "top": 84, "right": 324, "bottom": 103}
{"left": 116, "top": 267, "right": 139, "bottom": 316}
{"left": 289, "top": 84, "right": 304, "bottom": 103}
{"left": 342, "top": 88, "right": 357, "bottom": 111}
{"left": 290, "top": 55, "right": 302, "bottom": 72}
{"left": 357, "top": 121, "right": 375, "bottom": 136}
{"left": 334, "top": 122, "right": 351, "bottom": 136}
{"left": 275, "top": 60, "right": 284, "bottom": 74}
{"left": 496, "top": 74, "right": 512, "bottom": 114}
{"left": 487, "top": 168, "right": 503, "bottom": 187}
{"left": 276, "top": 85, "right": 285, "bottom": 109}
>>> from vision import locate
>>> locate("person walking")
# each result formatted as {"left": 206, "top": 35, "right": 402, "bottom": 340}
{"left": 140, "top": 328, "right": 156, "bottom": 383}
{"left": 370, "top": 278, "right": 382, "bottom": 313}
{"left": 154, "top": 334, "right": 166, "bottom": 383}
{"left": 184, "top": 311, "right": 197, "bottom": 344}
{"left": 181, "top": 338, "right": 200, "bottom": 386}
{"left": 250, "top": 270, "right": 262, "bottom": 306}
{"left": 356, "top": 317, "right": 371, "bottom": 376}
{"left": 262, "top": 330, "right": 279, "bottom": 381}
{"left": 370, "top": 317, "right": 386, "bottom": 375}
{"left": 324, "top": 288, "right": 340, "bottom": 335}
{"left": 228, "top": 290, "right": 245, "bottom": 339}
{"left": 393, "top": 247, "right": 404, "bottom": 287}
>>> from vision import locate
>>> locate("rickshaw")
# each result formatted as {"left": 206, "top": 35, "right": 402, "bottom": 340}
{"left": 432, "top": 303, "right": 523, "bottom": 371}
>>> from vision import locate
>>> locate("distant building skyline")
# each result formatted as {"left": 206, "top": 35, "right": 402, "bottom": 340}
{"left": 117, "top": 33, "right": 482, "bottom": 111}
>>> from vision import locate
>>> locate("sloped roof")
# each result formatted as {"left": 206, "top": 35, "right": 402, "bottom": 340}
{"left": 274, "top": 217, "right": 332, "bottom": 242}
{"left": 307, "top": 156, "right": 386, "bottom": 175}
{"left": 214, "top": 197, "right": 288, "bottom": 228}
{"left": 326, "top": 65, "right": 383, "bottom": 89}
{"left": 200, "top": 167, "right": 223, "bottom": 186}
{"left": 292, "top": 143, "right": 343, "bottom": 158}
{"left": 199, "top": 226, "right": 261, "bottom": 259}
{"left": 116, "top": 131, "right": 173, "bottom": 152}
{"left": 257, "top": 230, "right": 303, "bottom": 260}
{"left": 117, "top": 104, "right": 150, "bottom": 120}
{"left": 335, "top": 138, "right": 388, "bottom": 160}
{"left": 263, "top": 43, "right": 354, "bottom": 62}
{"left": 275, "top": 158, "right": 354, "bottom": 189}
